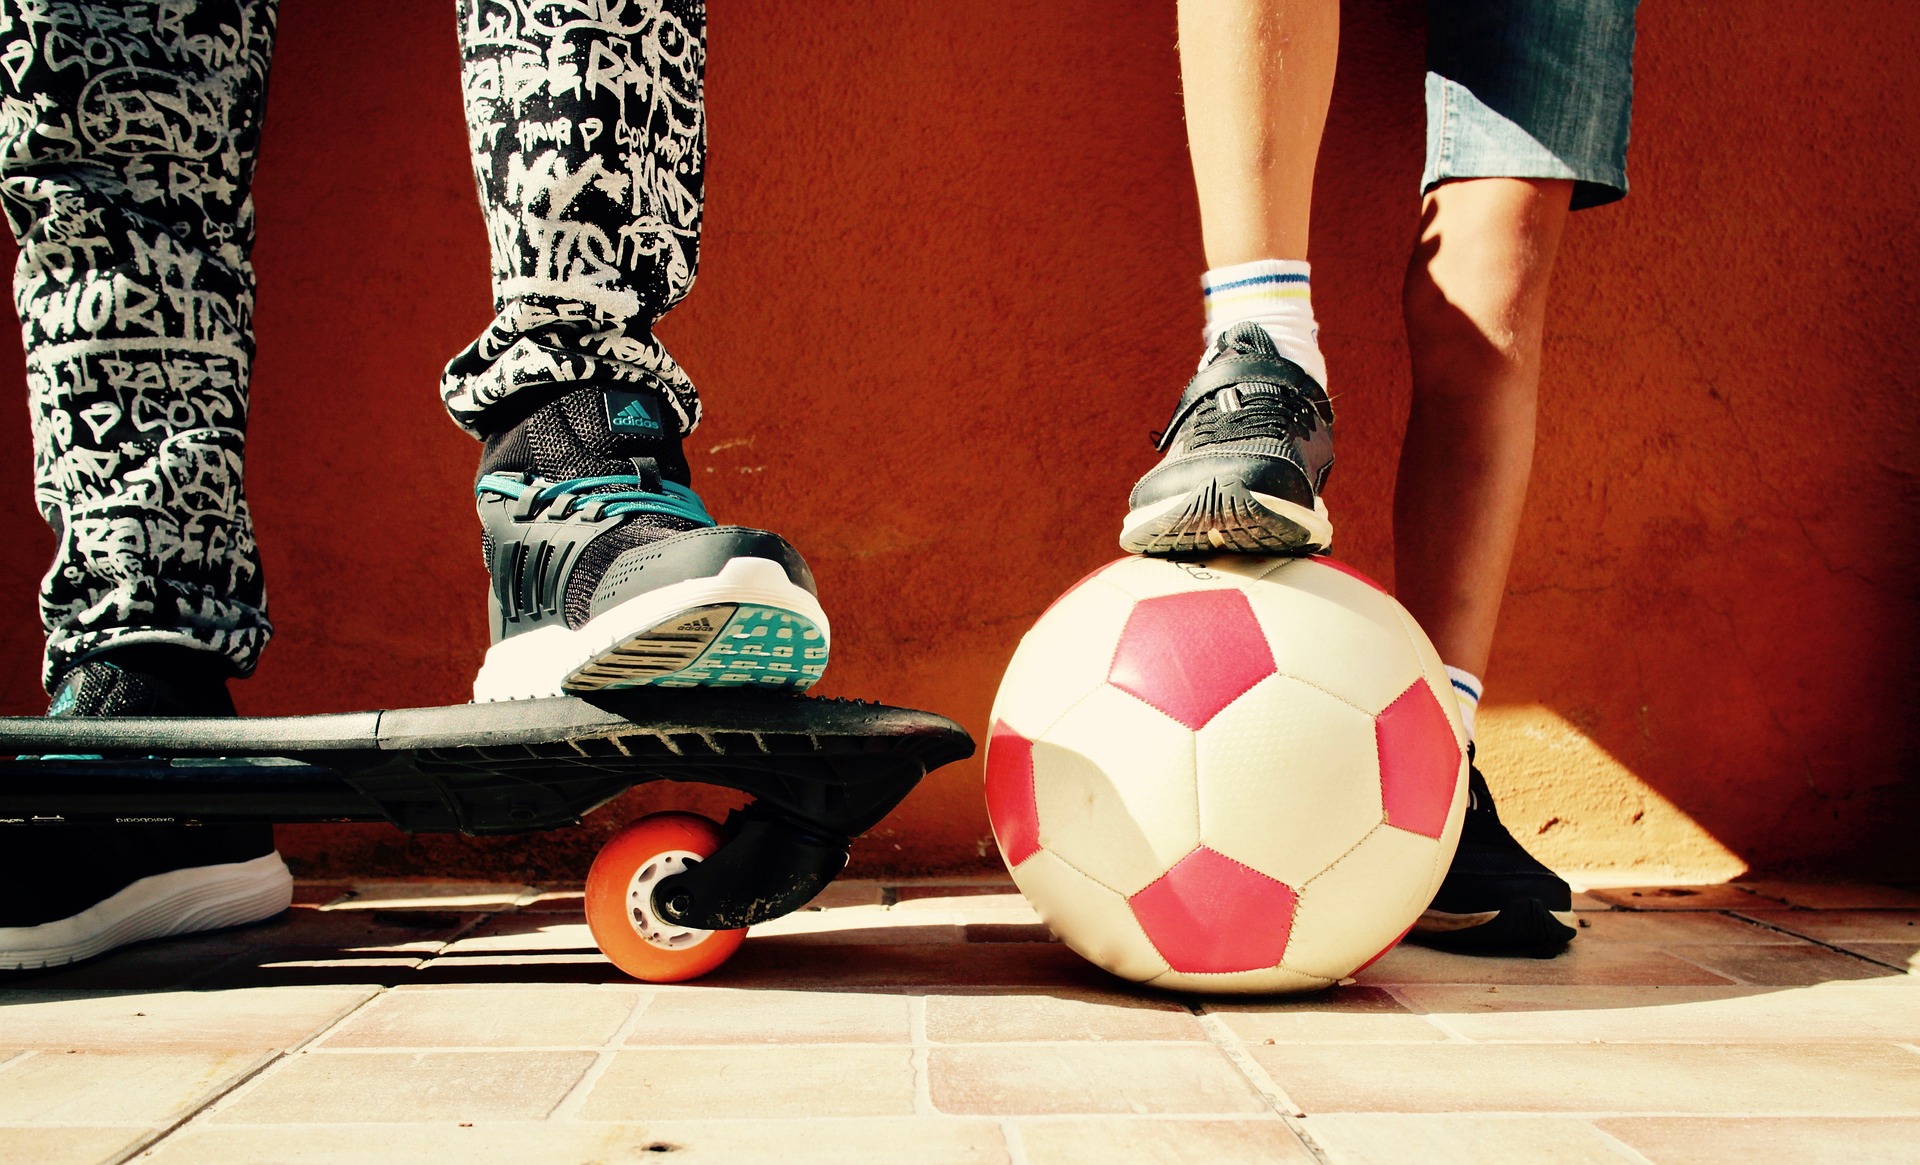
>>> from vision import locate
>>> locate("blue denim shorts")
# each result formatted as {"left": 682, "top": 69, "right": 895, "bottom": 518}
{"left": 1423, "top": 0, "right": 1639, "bottom": 210}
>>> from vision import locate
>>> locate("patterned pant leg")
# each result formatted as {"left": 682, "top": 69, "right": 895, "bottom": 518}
{"left": 444, "top": 0, "right": 706, "bottom": 438}
{"left": 0, "top": 1, "right": 277, "bottom": 688}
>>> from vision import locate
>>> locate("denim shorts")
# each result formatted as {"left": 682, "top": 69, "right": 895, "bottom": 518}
{"left": 1423, "top": 0, "right": 1639, "bottom": 210}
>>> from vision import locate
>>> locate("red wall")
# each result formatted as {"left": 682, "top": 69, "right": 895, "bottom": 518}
{"left": 2, "top": 1, "right": 1914, "bottom": 880}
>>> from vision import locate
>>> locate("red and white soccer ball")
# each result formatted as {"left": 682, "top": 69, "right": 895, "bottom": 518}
{"left": 985, "top": 555, "right": 1468, "bottom": 994}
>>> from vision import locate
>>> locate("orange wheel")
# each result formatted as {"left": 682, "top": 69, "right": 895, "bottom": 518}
{"left": 585, "top": 812, "right": 747, "bottom": 983}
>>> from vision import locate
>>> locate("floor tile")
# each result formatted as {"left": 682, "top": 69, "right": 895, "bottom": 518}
{"left": 0, "top": 1126, "right": 152, "bottom": 1165}
{"left": 1303, "top": 1114, "right": 1637, "bottom": 1164}
{"left": 211, "top": 1050, "right": 595, "bottom": 1123}
{"left": 892, "top": 880, "right": 1020, "bottom": 903}
{"left": 512, "top": 888, "right": 586, "bottom": 913}
{"left": 1595, "top": 1116, "right": 1920, "bottom": 1164}
{"left": 1571, "top": 911, "right": 1796, "bottom": 945}
{"left": 435, "top": 913, "right": 596, "bottom": 955}
{"left": 1017, "top": 1117, "right": 1315, "bottom": 1163}
{"left": 747, "top": 906, "right": 966, "bottom": 946}
{"left": 406, "top": 952, "right": 628, "bottom": 986}
{"left": 1362, "top": 941, "right": 1734, "bottom": 986}
{"left": 579, "top": 1046, "right": 915, "bottom": 1119}
{"left": 1251, "top": 1042, "right": 1920, "bottom": 1114}
{"left": 624, "top": 988, "right": 911, "bottom": 1045}
{"left": 0, "top": 1049, "right": 268, "bottom": 1124}
{"left": 138, "top": 1119, "right": 1010, "bottom": 1165}
{"left": 1395, "top": 982, "right": 1920, "bottom": 1043}
{"left": 1586, "top": 885, "right": 1774, "bottom": 911}
{"left": 926, "top": 989, "right": 1204, "bottom": 1043}
{"left": 1661, "top": 943, "right": 1894, "bottom": 986}
{"left": 319, "top": 882, "right": 533, "bottom": 911}
{"left": 1730, "top": 883, "right": 1920, "bottom": 910}
{"left": 930, "top": 1045, "right": 1267, "bottom": 1115}
{"left": 0, "top": 987, "right": 374, "bottom": 1052}
{"left": 1204, "top": 986, "right": 1451, "bottom": 1044}
{"left": 1734, "top": 910, "right": 1920, "bottom": 945}
{"left": 801, "top": 880, "right": 887, "bottom": 910}
{"left": 318, "top": 985, "right": 642, "bottom": 1048}
{"left": 1840, "top": 944, "right": 1920, "bottom": 972}
{"left": 702, "top": 939, "right": 1112, "bottom": 991}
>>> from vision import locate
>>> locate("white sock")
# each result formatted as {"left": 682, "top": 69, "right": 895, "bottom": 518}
{"left": 1444, "top": 665, "right": 1483, "bottom": 745}
{"left": 1201, "top": 259, "right": 1329, "bottom": 389}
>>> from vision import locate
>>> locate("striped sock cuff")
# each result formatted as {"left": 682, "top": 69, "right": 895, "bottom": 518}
{"left": 1444, "top": 665, "right": 1483, "bottom": 744}
{"left": 1202, "top": 259, "right": 1313, "bottom": 323}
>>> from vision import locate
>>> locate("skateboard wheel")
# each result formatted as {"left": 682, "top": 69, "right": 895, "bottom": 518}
{"left": 585, "top": 812, "right": 747, "bottom": 983}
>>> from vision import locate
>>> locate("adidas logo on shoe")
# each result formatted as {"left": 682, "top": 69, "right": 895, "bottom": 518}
{"left": 604, "top": 390, "right": 664, "bottom": 437}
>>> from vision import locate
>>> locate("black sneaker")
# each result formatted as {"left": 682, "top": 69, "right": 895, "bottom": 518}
{"left": 1412, "top": 747, "right": 1577, "bottom": 957}
{"left": 1, "top": 648, "right": 291, "bottom": 972}
{"left": 471, "top": 385, "right": 828, "bottom": 701}
{"left": 1122, "top": 322, "right": 1335, "bottom": 555}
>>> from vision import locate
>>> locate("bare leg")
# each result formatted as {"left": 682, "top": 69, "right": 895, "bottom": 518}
{"left": 1395, "top": 178, "right": 1573, "bottom": 678}
{"left": 1179, "top": 0, "right": 1339, "bottom": 266}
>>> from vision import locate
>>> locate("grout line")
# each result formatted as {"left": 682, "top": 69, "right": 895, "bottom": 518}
{"left": 908, "top": 994, "right": 935, "bottom": 1116}
{"left": 1721, "top": 911, "right": 1916, "bottom": 973}
{"left": 1190, "top": 1003, "right": 1333, "bottom": 1163}
{"left": 1379, "top": 984, "right": 1474, "bottom": 1043}
{"left": 1000, "top": 1119, "right": 1032, "bottom": 1165}
{"left": 1584, "top": 1121, "right": 1663, "bottom": 1165}
{"left": 548, "top": 990, "right": 655, "bottom": 1121}
{"left": 108, "top": 984, "right": 396, "bottom": 1165}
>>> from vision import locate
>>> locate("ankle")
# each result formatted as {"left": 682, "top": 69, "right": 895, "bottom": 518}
{"left": 480, "top": 384, "right": 692, "bottom": 487}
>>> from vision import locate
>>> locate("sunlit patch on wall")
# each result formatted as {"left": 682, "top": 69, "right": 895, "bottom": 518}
{"left": 1477, "top": 705, "right": 1747, "bottom": 887}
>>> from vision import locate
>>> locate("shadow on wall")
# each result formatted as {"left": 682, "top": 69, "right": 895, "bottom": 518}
{"left": 0, "top": 1, "right": 1912, "bottom": 881}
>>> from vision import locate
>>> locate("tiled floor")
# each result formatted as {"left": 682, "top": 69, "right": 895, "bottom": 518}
{"left": 2, "top": 878, "right": 1917, "bottom": 1164}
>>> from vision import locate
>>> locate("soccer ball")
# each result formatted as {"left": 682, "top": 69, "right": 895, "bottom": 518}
{"left": 984, "top": 555, "right": 1467, "bottom": 993}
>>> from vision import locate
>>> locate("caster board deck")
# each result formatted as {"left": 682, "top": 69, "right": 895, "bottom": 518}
{"left": 0, "top": 690, "right": 975, "bottom": 932}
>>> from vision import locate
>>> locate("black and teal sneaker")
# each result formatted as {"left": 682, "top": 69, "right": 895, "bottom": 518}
{"left": 1412, "top": 747, "right": 1578, "bottom": 958}
{"left": 471, "top": 386, "right": 829, "bottom": 701}
{"left": 1122, "top": 322, "right": 1335, "bottom": 555}
{"left": 2, "top": 648, "right": 291, "bottom": 973}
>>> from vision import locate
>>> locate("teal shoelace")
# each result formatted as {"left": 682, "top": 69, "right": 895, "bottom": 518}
{"left": 477, "top": 472, "right": 715, "bottom": 526}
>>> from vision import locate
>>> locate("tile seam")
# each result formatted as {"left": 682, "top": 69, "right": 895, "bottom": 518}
{"left": 101, "top": 985, "right": 389, "bottom": 1165}
{"left": 548, "top": 990, "right": 656, "bottom": 1121}
{"left": 1192, "top": 1005, "right": 1332, "bottom": 1163}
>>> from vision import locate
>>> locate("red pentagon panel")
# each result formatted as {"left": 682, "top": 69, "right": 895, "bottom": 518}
{"left": 1108, "top": 590, "right": 1275, "bottom": 730}
{"left": 1351, "top": 924, "right": 1414, "bottom": 977}
{"left": 1376, "top": 678, "right": 1462, "bottom": 839}
{"left": 1128, "top": 846, "right": 1298, "bottom": 973}
{"left": 983, "top": 721, "right": 1042, "bottom": 867}
{"left": 1313, "top": 555, "right": 1388, "bottom": 594}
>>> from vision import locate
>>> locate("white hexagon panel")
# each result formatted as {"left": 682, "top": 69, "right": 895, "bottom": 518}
{"left": 1196, "top": 674, "right": 1385, "bottom": 888}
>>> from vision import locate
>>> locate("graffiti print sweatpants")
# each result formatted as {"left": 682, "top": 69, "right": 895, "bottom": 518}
{"left": 0, "top": 1, "right": 708, "bottom": 689}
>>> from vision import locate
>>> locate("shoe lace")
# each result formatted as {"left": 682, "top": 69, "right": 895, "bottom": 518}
{"left": 1177, "top": 385, "right": 1322, "bottom": 450}
{"left": 476, "top": 469, "right": 714, "bottom": 526}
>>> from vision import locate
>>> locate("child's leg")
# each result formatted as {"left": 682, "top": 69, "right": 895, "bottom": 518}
{"left": 0, "top": 0, "right": 278, "bottom": 693}
{"left": 1122, "top": 0, "right": 1340, "bottom": 557}
{"left": 1178, "top": 0, "right": 1338, "bottom": 268}
{"left": 449, "top": 2, "right": 830, "bottom": 700}
{"left": 1395, "top": 176, "right": 1572, "bottom": 681}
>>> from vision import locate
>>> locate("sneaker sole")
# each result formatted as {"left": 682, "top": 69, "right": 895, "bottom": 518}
{"left": 1411, "top": 898, "right": 1578, "bottom": 958}
{"left": 0, "top": 852, "right": 293, "bottom": 972}
{"left": 473, "top": 556, "right": 831, "bottom": 701}
{"left": 1121, "top": 476, "right": 1332, "bottom": 556}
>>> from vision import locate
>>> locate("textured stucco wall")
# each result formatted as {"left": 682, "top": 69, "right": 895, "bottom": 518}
{"left": 1, "top": 1, "right": 1913, "bottom": 881}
